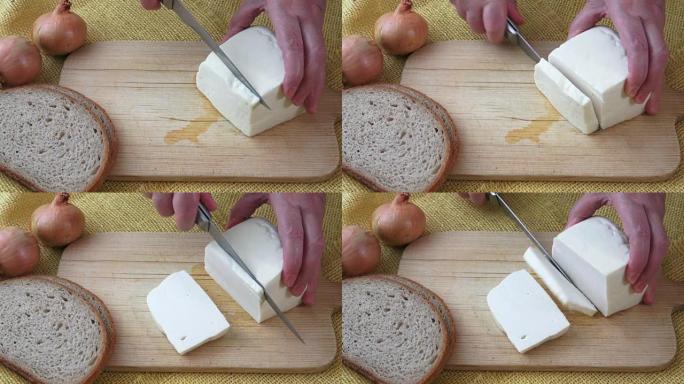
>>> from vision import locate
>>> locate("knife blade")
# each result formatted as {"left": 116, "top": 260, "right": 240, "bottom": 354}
{"left": 195, "top": 203, "right": 305, "bottom": 344}
{"left": 504, "top": 18, "right": 542, "bottom": 63}
{"left": 161, "top": 0, "right": 271, "bottom": 110}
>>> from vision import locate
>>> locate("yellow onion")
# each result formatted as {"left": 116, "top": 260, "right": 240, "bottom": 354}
{"left": 31, "top": 193, "right": 85, "bottom": 247}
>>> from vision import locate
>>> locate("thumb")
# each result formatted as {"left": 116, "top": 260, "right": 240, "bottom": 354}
{"left": 566, "top": 193, "right": 608, "bottom": 228}
{"left": 568, "top": 2, "right": 605, "bottom": 38}
{"left": 224, "top": 0, "right": 265, "bottom": 41}
{"left": 227, "top": 193, "right": 269, "bottom": 229}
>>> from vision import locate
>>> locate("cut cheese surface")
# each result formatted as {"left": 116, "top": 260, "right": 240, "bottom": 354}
{"left": 196, "top": 26, "right": 304, "bottom": 137}
{"left": 205, "top": 217, "right": 303, "bottom": 323}
{"left": 523, "top": 246, "right": 597, "bottom": 316}
{"left": 534, "top": 59, "right": 598, "bottom": 134}
{"left": 553, "top": 216, "right": 644, "bottom": 317}
{"left": 147, "top": 270, "right": 230, "bottom": 355}
{"left": 549, "top": 26, "right": 646, "bottom": 129}
{"left": 487, "top": 269, "right": 570, "bottom": 353}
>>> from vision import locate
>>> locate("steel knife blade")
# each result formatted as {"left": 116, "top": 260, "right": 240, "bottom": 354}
{"left": 504, "top": 18, "right": 542, "bottom": 63}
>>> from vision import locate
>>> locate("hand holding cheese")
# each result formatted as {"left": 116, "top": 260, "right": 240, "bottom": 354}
{"left": 228, "top": 193, "right": 326, "bottom": 305}
{"left": 450, "top": 0, "right": 524, "bottom": 43}
{"left": 566, "top": 193, "right": 668, "bottom": 305}
{"left": 147, "top": 193, "right": 217, "bottom": 231}
{"left": 568, "top": 0, "right": 667, "bottom": 114}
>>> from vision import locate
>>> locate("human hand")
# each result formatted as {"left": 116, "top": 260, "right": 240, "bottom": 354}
{"left": 226, "top": 0, "right": 327, "bottom": 113}
{"left": 566, "top": 193, "right": 668, "bottom": 304}
{"left": 458, "top": 192, "right": 488, "bottom": 206}
{"left": 450, "top": 0, "right": 524, "bottom": 43}
{"left": 146, "top": 193, "right": 218, "bottom": 231}
{"left": 228, "top": 193, "right": 326, "bottom": 305}
{"left": 139, "top": 0, "right": 161, "bottom": 10}
{"left": 568, "top": 0, "right": 668, "bottom": 114}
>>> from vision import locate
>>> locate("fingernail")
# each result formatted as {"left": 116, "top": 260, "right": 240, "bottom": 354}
{"left": 633, "top": 282, "right": 645, "bottom": 293}
{"left": 283, "top": 273, "right": 296, "bottom": 287}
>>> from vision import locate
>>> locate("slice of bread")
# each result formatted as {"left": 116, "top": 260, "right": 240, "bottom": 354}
{"left": 343, "top": 275, "right": 451, "bottom": 384}
{"left": 0, "top": 86, "right": 115, "bottom": 192}
{"left": 342, "top": 85, "right": 457, "bottom": 192}
{"left": 0, "top": 276, "right": 110, "bottom": 384}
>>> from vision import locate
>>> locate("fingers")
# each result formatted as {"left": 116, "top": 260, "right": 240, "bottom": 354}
{"left": 269, "top": 7, "right": 305, "bottom": 100}
{"left": 566, "top": 193, "right": 607, "bottom": 228}
{"left": 568, "top": 2, "right": 604, "bottom": 38}
{"left": 140, "top": 0, "right": 161, "bottom": 10}
{"left": 200, "top": 193, "right": 218, "bottom": 212}
{"left": 227, "top": 193, "right": 268, "bottom": 229}
{"left": 294, "top": 203, "right": 325, "bottom": 304}
{"left": 171, "top": 193, "right": 200, "bottom": 231}
{"left": 507, "top": 1, "right": 524, "bottom": 25}
{"left": 272, "top": 199, "right": 305, "bottom": 289}
{"left": 225, "top": 0, "right": 265, "bottom": 40}
{"left": 152, "top": 193, "right": 175, "bottom": 217}
{"left": 458, "top": 193, "right": 488, "bottom": 206}
{"left": 483, "top": 2, "right": 507, "bottom": 43}
{"left": 639, "top": 20, "right": 668, "bottom": 113}
{"left": 612, "top": 195, "right": 651, "bottom": 286}
{"left": 296, "top": 16, "right": 327, "bottom": 113}
{"left": 642, "top": 276, "right": 658, "bottom": 305}
{"left": 612, "top": 16, "right": 649, "bottom": 98}
{"left": 633, "top": 207, "right": 669, "bottom": 293}
{"left": 465, "top": 8, "right": 485, "bottom": 34}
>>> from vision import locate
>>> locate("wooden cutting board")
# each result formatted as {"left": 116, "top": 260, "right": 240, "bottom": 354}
{"left": 401, "top": 41, "right": 684, "bottom": 181}
{"left": 59, "top": 41, "right": 340, "bottom": 183}
{"left": 58, "top": 233, "right": 341, "bottom": 373}
{"left": 398, "top": 231, "right": 684, "bottom": 371}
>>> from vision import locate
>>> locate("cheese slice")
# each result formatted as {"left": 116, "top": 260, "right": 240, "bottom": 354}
{"left": 196, "top": 26, "right": 304, "bottom": 137}
{"left": 549, "top": 26, "right": 646, "bottom": 130}
{"left": 147, "top": 270, "right": 230, "bottom": 355}
{"left": 523, "top": 246, "right": 597, "bottom": 316}
{"left": 487, "top": 269, "right": 570, "bottom": 353}
{"left": 205, "top": 217, "right": 304, "bottom": 323}
{"left": 552, "top": 216, "right": 644, "bottom": 317}
{"left": 534, "top": 59, "right": 599, "bottom": 134}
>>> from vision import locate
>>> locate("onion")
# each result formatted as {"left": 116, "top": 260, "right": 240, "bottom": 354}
{"left": 0, "top": 227, "right": 40, "bottom": 277}
{"left": 31, "top": 193, "right": 85, "bottom": 247}
{"left": 342, "top": 35, "right": 384, "bottom": 86}
{"left": 372, "top": 193, "right": 426, "bottom": 246}
{"left": 342, "top": 225, "right": 381, "bottom": 277}
{"left": 33, "top": 0, "right": 87, "bottom": 56}
{"left": 374, "top": 0, "right": 428, "bottom": 55}
{"left": 0, "top": 36, "right": 42, "bottom": 88}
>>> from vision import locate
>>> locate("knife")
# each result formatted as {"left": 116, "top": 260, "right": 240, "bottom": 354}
{"left": 161, "top": 0, "right": 271, "bottom": 110}
{"left": 504, "top": 18, "right": 542, "bottom": 63}
{"left": 195, "top": 202, "right": 305, "bottom": 344}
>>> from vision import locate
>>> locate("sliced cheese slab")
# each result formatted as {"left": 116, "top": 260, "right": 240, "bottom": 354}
{"left": 147, "top": 270, "right": 230, "bottom": 355}
{"left": 523, "top": 246, "right": 597, "bottom": 316}
{"left": 534, "top": 59, "right": 599, "bottom": 134}
{"left": 553, "top": 216, "right": 644, "bottom": 317}
{"left": 196, "top": 26, "right": 304, "bottom": 137}
{"left": 205, "top": 217, "right": 304, "bottom": 323}
{"left": 487, "top": 269, "right": 570, "bottom": 353}
{"left": 549, "top": 26, "right": 646, "bottom": 129}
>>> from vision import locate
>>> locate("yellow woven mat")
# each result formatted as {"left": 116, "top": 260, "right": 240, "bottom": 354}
{"left": 0, "top": 192, "right": 342, "bottom": 384}
{"left": 0, "top": 0, "right": 342, "bottom": 193}
{"left": 342, "top": 0, "right": 684, "bottom": 193}
{"left": 343, "top": 192, "right": 684, "bottom": 383}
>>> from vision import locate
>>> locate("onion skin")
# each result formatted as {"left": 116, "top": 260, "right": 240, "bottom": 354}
{"left": 342, "top": 225, "right": 381, "bottom": 277}
{"left": 374, "top": 0, "right": 428, "bottom": 55}
{"left": 0, "top": 227, "right": 40, "bottom": 277}
{"left": 0, "top": 36, "right": 42, "bottom": 88}
{"left": 372, "top": 193, "right": 426, "bottom": 246}
{"left": 342, "top": 35, "right": 384, "bottom": 86}
{"left": 31, "top": 193, "right": 85, "bottom": 247}
{"left": 33, "top": 0, "right": 87, "bottom": 56}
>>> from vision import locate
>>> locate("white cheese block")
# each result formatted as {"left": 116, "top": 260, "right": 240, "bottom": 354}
{"left": 534, "top": 59, "right": 599, "bottom": 134}
{"left": 196, "top": 26, "right": 304, "bottom": 137}
{"left": 487, "top": 269, "right": 570, "bottom": 353}
{"left": 147, "top": 270, "right": 230, "bottom": 355}
{"left": 205, "top": 217, "right": 304, "bottom": 323}
{"left": 552, "top": 216, "right": 644, "bottom": 317}
{"left": 523, "top": 246, "right": 597, "bottom": 316}
{"left": 548, "top": 26, "right": 646, "bottom": 130}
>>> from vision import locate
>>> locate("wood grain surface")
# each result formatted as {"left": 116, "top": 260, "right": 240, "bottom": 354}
{"left": 401, "top": 41, "right": 684, "bottom": 181}
{"left": 398, "top": 231, "right": 683, "bottom": 371}
{"left": 59, "top": 41, "right": 340, "bottom": 183}
{"left": 58, "top": 232, "right": 341, "bottom": 373}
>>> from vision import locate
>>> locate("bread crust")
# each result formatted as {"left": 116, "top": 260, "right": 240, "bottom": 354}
{"left": 0, "top": 85, "right": 115, "bottom": 192}
{"left": 0, "top": 275, "right": 110, "bottom": 384}
{"left": 342, "top": 84, "right": 457, "bottom": 192}
{"left": 342, "top": 274, "right": 451, "bottom": 384}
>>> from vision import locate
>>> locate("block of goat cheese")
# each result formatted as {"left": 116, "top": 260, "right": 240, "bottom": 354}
{"left": 487, "top": 269, "right": 570, "bottom": 353}
{"left": 534, "top": 59, "right": 599, "bottom": 134}
{"left": 196, "top": 26, "right": 304, "bottom": 137}
{"left": 147, "top": 270, "right": 230, "bottom": 355}
{"left": 523, "top": 246, "right": 597, "bottom": 316}
{"left": 205, "top": 217, "right": 304, "bottom": 323}
{"left": 548, "top": 26, "right": 646, "bottom": 130}
{"left": 552, "top": 216, "right": 644, "bottom": 317}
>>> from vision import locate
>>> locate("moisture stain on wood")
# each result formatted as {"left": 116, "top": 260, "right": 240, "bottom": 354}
{"left": 164, "top": 98, "right": 222, "bottom": 144}
{"left": 191, "top": 263, "right": 207, "bottom": 276}
{"left": 505, "top": 99, "right": 559, "bottom": 144}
